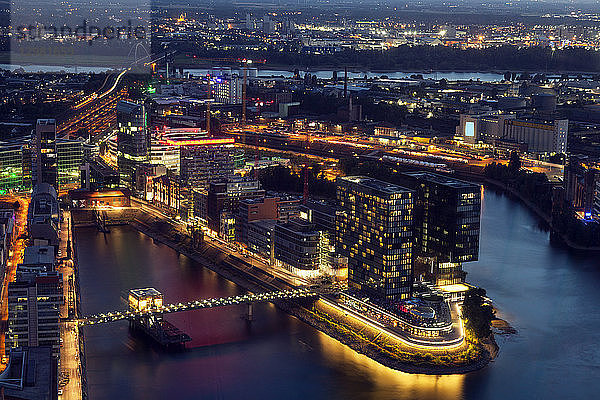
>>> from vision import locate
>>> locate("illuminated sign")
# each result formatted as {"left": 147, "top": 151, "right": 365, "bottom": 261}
{"left": 465, "top": 121, "right": 475, "bottom": 137}
{"left": 161, "top": 138, "right": 235, "bottom": 146}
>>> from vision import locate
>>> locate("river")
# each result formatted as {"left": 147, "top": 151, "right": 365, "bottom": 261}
{"left": 184, "top": 68, "right": 504, "bottom": 82}
{"left": 0, "top": 64, "right": 504, "bottom": 82}
{"left": 75, "top": 188, "right": 600, "bottom": 400}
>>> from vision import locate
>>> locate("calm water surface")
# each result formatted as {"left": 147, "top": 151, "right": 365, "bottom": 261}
{"left": 76, "top": 189, "right": 600, "bottom": 400}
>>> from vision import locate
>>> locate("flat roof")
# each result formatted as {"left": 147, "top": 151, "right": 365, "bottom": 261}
{"left": 339, "top": 176, "right": 412, "bottom": 195}
{"left": 23, "top": 245, "right": 55, "bottom": 265}
{"left": 403, "top": 171, "right": 479, "bottom": 190}
{"left": 130, "top": 287, "right": 162, "bottom": 299}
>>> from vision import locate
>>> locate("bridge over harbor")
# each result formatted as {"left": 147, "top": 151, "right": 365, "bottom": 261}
{"left": 78, "top": 287, "right": 323, "bottom": 327}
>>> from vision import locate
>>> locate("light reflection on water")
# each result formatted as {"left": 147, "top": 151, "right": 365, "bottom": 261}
{"left": 76, "top": 188, "right": 600, "bottom": 399}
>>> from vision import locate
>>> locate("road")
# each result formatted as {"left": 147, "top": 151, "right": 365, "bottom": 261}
{"left": 57, "top": 210, "right": 82, "bottom": 400}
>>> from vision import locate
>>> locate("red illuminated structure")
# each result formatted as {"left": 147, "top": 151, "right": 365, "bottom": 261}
{"left": 160, "top": 138, "right": 235, "bottom": 147}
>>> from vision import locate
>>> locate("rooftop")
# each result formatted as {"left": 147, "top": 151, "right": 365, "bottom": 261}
{"left": 402, "top": 171, "right": 480, "bottom": 190}
{"left": 22, "top": 245, "right": 55, "bottom": 266}
{"left": 130, "top": 287, "right": 162, "bottom": 299}
{"left": 339, "top": 176, "right": 412, "bottom": 195}
{"left": 0, "top": 347, "right": 54, "bottom": 399}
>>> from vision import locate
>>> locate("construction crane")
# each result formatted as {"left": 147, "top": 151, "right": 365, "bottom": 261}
{"left": 206, "top": 74, "right": 212, "bottom": 136}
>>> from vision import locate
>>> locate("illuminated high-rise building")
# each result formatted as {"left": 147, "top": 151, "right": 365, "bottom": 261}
{"left": 33, "top": 119, "right": 57, "bottom": 187}
{"left": 336, "top": 176, "right": 414, "bottom": 300}
{"left": 56, "top": 139, "right": 84, "bottom": 191}
{"left": 117, "top": 101, "right": 150, "bottom": 187}
{"left": 397, "top": 172, "right": 481, "bottom": 286}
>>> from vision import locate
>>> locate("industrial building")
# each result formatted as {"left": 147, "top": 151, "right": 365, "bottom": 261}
{"left": 459, "top": 112, "right": 568, "bottom": 154}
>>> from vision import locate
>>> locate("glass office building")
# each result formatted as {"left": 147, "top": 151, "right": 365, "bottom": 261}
{"left": 336, "top": 176, "right": 414, "bottom": 300}
{"left": 117, "top": 101, "right": 150, "bottom": 188}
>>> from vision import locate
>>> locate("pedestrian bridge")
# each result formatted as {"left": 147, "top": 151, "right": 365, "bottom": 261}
{"left": 79, "top": 288, "right": 321, "bottom": 326}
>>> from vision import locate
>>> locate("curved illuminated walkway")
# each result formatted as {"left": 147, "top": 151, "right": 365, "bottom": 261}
{"left": 78, "top": 287, "right": 465, "bottom": 349}
{"left": 79, "top": 288, "right": 319, "bottom": 326}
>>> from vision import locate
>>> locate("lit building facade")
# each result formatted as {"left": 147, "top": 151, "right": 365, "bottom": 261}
{"left": 459, "top": 113, "right": 568, "bottom": 154}
{"left": 397, "top": 171, "right": 481, "bottom": 285}
{"left": 33, "top": 119, "right": 57, "bottom": 187}
{"left": 206, "top": 177, "right": 265, "bottom": 239}
{"left": 336, "top": 176, "right": 414, "bottom": 300}
{"left": 0, "top": 144, "right": 25, "bottom": 192}
{"left": 6, "top": 272, "right": 63, "bottom": 357}
{"left": 565, "top": 154, "right": 600, "bottom": 219}
{"left": 213, "top": 75, "right": 243, "bottom": 105}
{"left": 273, "top": 218, "right": 322, "bottom": 279}
{"left": 56, "top": 139, "right": 84, "bottom": 191}
{"left": 117, "top": 101, "right": 150, "bottom": 187}
{"left": 180, "top": 142, "right": 235, "bottom": 190}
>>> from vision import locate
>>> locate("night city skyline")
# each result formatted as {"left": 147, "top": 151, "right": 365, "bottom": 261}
{"left": 0, "top": 0, "right": 599, "bottom": 399}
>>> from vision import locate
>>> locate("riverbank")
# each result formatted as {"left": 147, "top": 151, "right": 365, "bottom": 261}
{"left": 103, "top": 211, "right": 495, "bottom": 375}
{"left": 278, "top": 299, "right": 495, "bottom": 375}
{"left": 482, "top": 177, "right": 600, "bottom": 251}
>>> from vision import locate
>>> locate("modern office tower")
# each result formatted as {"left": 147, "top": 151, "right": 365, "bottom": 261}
{"left": 117, "top": 101, "right": 150, "bottom": 187}
{"left": 27, "top": 183, "right": 60, "bottom": 247}
{"left": 299, "top": 200, "right": 347, "bottom": 277}
{"left": 150, "top": 140, "right": 181, "bottom": 173}
{"left": 0, "top": 136, "right": 33, "bottom": 192}
{"left": 0, "top": 143, "right": 24, "bottom": 192}
{"left": 247, "top": 219, "right": 277, "bottom": 260}
{"left": 565, "top": 154, "right": 599, "bottom": 219}
{"left": 56, "top": 139, "right": 84, "bottom": 191}
{"left": 273, "top": 218, "right": 322, "bottom": 279}
{"left": 0, "top": 208, "right": 15, "bottom": 280}
{"left": 5, "top": 272, "right": 63, "bottom": 357}
{"left": 33, "top": 119, "right": 57, "bottom": 187}
{"left": 236, "top": 197, "right": 279, "bottom": 245}
{"left": 397, "top": 172, "right": 481, "bottom": 285}
{"left": 236, "top": 195, "right": 301, "bottom": 245}
{"left": 336, "top": 176, "right": 414, "bottom": 300}
{"left": 180, "top": 142, "right": 235, "bottom": 190}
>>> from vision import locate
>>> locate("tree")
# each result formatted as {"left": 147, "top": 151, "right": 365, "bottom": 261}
{"left": 462, "top": 288, "right": 495, "bottom": 338}
{"left": 508, "top": 151, "right": 521, "bottom": 172}
{"left": 503, "top": 71, "right": 512, "bottom": 81}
